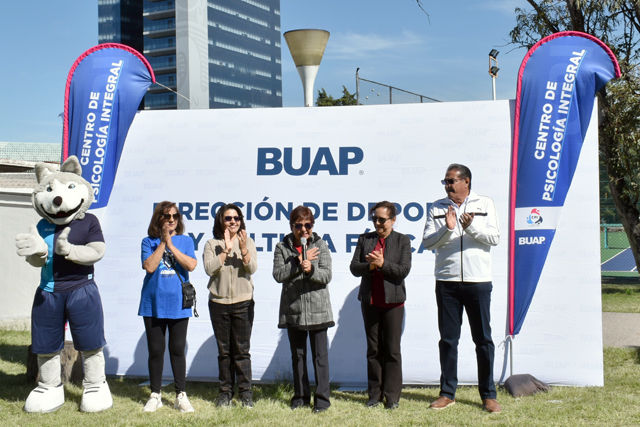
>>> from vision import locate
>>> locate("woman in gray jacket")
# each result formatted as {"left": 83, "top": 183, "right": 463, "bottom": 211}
{"left": 273, "top": 205, "right": 333, "bottom": 413}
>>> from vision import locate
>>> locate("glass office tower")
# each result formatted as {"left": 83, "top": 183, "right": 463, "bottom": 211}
{"left": 98, "top": 0, "right": 282, "bottom": 110}
{"left": 98, "top": 0, "right": 144, "bottom": 54}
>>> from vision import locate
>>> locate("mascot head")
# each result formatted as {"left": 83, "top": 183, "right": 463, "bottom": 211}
{"left": 32, "top": 156, "right": 94, "bottom": 225}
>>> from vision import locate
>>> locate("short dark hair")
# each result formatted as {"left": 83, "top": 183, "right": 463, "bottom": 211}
{"left": 289, "top": 205, "right": 315, "bottom": 225}
{"left": 213, "top": 203, "right": 246, "bottom": 239}
{"left": 148, "top": 201, "right": 184, "bottom": 238}
{"left": 369, "top": 201, "right": 397, "bottom": 219}
{"left": 447, "top": 163, "right": 472, "bottom": 189}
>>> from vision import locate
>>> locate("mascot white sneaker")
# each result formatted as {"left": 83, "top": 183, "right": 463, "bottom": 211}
{"left": 23, "top": 352, "right": 65, "bottom": 413}
{"left": 79, "top": 348, "right": 113, "bottom": 412}
{"left": 16, "top": 156, "right": 112, "bottom": 413}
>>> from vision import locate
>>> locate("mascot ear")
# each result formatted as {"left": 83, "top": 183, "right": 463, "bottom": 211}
{"left": 60, "top": 156, "right": 83, "bottom": 176}
{"left": 35, "top": 163, "right": 56, "bottom": 184}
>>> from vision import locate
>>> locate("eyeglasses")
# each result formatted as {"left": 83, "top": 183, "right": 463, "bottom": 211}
{"left": 224, "top": 216, "right": 241, "bottom": 222}
{"left": 372, "top": 216, "right": 391, "bottom": 224}
{"left": 162, "top": 213, "right": 180, "bottom": 221}
{"left": 294, "top": 223, "right": 314, "bottom": 230}
{"left": 441, "top": 178, "right": 462, "bottom": 185}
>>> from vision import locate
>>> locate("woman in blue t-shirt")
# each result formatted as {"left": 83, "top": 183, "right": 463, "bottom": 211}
{"left": 139, "top": 201, "right": 197, "bottom": 413}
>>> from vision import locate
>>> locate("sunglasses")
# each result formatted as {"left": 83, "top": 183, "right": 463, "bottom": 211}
{"left": 162, "top": 213, "right": 180, "bottom": 221}
{"left": 224, "top": 216, "right": 241, "bottom": 222}
{"left": 372, "top": 216, "right": 391, "bottom": 224}
{"left": 441, "top": 178, "right": 462, "bottom": 185}
{"left": 294, "top": 223, "right": 314, "bottom": 230}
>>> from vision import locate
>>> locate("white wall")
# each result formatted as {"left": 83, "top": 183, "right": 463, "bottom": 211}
{"left": 0, "top": 190, "right": 42, "bottom": 329}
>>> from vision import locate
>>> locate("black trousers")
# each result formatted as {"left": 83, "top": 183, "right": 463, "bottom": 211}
{"left": 209, "top": 300, "right": 254, "bottom": 398}
{"left": 435, "top": 280, "right": 496, "bottom": 400}
{"left": 361, "top": 299, "right": 404, "bottom": 404}
{"left": 287, "top": 327, "right": 331, "bottom": 409}
{"left": 143, "top": 316, "right": 189, "bottom": 394}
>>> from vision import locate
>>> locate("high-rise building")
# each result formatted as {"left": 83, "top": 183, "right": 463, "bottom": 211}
{"left": 98, "top": 0, "right": 282, "bottom": 110}
{"left": 98, "top": 1, "right": 145, "bottom": 61}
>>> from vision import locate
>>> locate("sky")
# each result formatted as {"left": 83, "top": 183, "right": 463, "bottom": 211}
{"left": 0, "top": 0, "right": 526, "bottom": 144}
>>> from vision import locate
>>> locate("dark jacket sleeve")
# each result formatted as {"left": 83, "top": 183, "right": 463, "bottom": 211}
{"left": 350, "top": 234, "right": 371, "bottom": 277}
{"left": 380, "top": 233, "right": 412, "bottom": 282}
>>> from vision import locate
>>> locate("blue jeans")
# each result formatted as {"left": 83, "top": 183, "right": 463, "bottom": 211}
{"left": 435, "top": 280, "right": 496, "bottom": 400}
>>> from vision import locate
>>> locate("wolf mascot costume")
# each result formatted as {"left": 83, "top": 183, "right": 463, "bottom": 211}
{"left": 16, "top": 156, "right": 113, "bottom": 413}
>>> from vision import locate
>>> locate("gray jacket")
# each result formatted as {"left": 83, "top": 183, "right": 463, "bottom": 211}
{"left": 273, "top": 232, "right": 334, "bottom": 329}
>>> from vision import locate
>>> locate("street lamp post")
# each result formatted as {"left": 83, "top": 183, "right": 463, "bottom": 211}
{"left": 489, "top": 49, "right": 499, "bottom": 100}
{"left": 283, "top": 29, "right": 330, "bottom": 107}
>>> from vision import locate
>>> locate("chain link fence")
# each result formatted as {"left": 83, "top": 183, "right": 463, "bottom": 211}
{"left": 0, "top": 142, "right": 61, "bottom": 163}
{"left": 601, "top": 224, "right": 637, "bottom": 278}
{"left": 355, "top": 70, "right": 440, "bottom": 105}
{"left": 600, "top": 161, "right": 639, "bottom": 277}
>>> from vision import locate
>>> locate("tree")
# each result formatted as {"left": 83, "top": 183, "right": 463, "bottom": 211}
{"left": 510, "top": 1, "right": 640, "bottom": 274}
{"left": 316, "top": 86, "right": 358, "bottom": 106}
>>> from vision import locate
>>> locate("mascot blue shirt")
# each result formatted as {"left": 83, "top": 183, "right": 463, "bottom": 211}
{"left": 139, "top": 234, "right": 195, "bottom": 319}
{"left": 37, "top": 213, "right": 104, "bottom": 293}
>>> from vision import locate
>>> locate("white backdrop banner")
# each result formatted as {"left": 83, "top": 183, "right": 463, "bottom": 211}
{"left": 98, "top": 100, "right": 603, "bottom": 386}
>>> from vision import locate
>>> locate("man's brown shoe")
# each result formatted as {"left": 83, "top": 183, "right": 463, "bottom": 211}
{"left": 482, "top": 399, "right": 501, "bottom": 413}
{"left": 430, "top": 396, "right": 455, "bottom": 410}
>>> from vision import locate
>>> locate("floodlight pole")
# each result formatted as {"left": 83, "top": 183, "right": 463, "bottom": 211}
{"left": 492, "top": 76, "right": 497, "bottom": 101}
{"left": 284, "top": 29, "right": 330, "bottom": 107}
{"left": 489, "top": 50, "right": 499, "bottom": 100}
{"left": 356, "top": 68, "right": 360, "bottom": 105}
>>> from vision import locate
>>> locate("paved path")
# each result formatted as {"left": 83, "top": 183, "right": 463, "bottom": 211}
{"left": 602, "top": 312, "right": 640, "bottom": 347}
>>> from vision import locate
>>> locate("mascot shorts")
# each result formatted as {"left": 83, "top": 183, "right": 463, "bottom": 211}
{"left": 31, "top": 282, "right": 107, "bottom": 354}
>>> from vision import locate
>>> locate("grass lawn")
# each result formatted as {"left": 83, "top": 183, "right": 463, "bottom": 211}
{"left": 2, "top": 330, "right": 640, "bottom": 426}
{"left": 602, "top": 280, "right": 640, "bottom": 313}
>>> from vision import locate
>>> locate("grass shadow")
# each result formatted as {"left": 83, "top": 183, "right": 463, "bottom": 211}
{"left": 399, "top": 385, "right": 440, "bottom": 403}
{"left": 0, "top": 371, "right": 34, "bottom": 403}
{"left": 106, "top": 376, "right": 165, "bottom": 406}
{"left": 601, "top": 284, "right": 640, "bottom": 295}
{"left": 330, "top": 388, "right": 367, "bottom": 405}
{"left": 0, "top": 343, "right": 29, "bottom": 365}
{"left": 175, "top": 379, "right": 296, "bottom": 407}
{"left": 0, "top": 342, "right": 35, "bottom": 402}
{"left": 601, "top": 277, "right": 640, "bottom": 285}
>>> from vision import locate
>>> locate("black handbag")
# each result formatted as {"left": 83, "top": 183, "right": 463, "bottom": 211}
{"left": 166, "top": 250, "right": 199, "bottom": 317}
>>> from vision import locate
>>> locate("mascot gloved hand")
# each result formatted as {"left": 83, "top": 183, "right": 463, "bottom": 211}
{"left": 15, "top": 156, "right": 113, "bottom": 413}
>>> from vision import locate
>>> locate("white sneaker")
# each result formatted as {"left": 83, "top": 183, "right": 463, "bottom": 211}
{"left": 143, "top": 392, "right": 163, "bottom": 412}
{"left": 175, "top": 392, "right": 195, "bottom": 413}
{"left": 80, "top": 381, "right": 113, "bottom": 412}
{"left": 23, "top": 383, "right": 65, "bottom": 413}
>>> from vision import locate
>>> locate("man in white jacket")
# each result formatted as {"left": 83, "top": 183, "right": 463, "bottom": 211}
{"left": 423, "top": 164, "right": 501, "bottom": 413}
